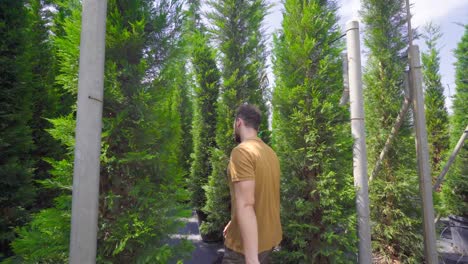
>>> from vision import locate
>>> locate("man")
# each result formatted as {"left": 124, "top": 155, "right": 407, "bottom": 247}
{"left": 222, "top": 104, "right": 282, "bottom": 264}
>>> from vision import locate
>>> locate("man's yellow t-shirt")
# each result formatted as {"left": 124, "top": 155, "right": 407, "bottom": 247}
{"left": 224, "top": 137, "right": 282, "bottom": 254}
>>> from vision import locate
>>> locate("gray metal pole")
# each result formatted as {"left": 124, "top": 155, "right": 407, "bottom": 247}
{"left": 69, "top": 0, "right": 107, "bottom": 263}
{"left": 433, "top": 125, "right": 468, "bottom": 191}
{"left": 346, "top": 20, "right": 372, "bottom": 264}
{"left": 409, "top": 45, "right": 438, "bottom": 263}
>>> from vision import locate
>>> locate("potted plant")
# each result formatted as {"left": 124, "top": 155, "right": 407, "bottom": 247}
{"left": 197, "top": 209, "right": 223, "bottom": 243}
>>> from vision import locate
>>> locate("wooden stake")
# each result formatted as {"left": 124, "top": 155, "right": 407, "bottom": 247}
{"left": 433, "top": 125, "right": 468, "bottom": 191}
{"left": 409, "top": 45, "right": 438, "bottom": 264}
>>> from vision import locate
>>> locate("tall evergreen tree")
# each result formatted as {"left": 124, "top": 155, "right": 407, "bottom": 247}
{"left": 177, "top": 13, "right": 194, "bottom": 176}
{"left": 26, "top": 0, "right": 64, "bottom": 211}
{"left": 97, "top": 0, "right": 192, "bottom": 261}
{"left": 442, "top": 24, "right": 468, "bottom": 217}
{"left": 187, "top": 0, "right": 221, "bottom": 214}
{"left": 272, "top": 0, "right": 356, "bottom": 262}
{"left": 361, "top": 0, "right": 423, "bottom": 261}
{"left": 201, "top": 0, "right": 270, "bottom": 238}
{"left": 179, "top": 70, "right": 194, "bottom": 175}
{"left": 421, "top": 22, "right": 450, "bottom": 183}
{"left": 0, "top": 0, "right": 36, "bottom": 257}
{"left": 8, "top": 0, "right": 193, "bottom": 262}
{"left": 6, "top": 2, "right": 91, "bottom": 261}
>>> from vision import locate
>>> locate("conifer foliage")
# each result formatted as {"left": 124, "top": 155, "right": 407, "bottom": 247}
{"left": 201, "top": 0, "right": 270, "bottom": 238}
{"left": 187, "top": 0, "right": 220, "bottom": 214}
{"left": 361, "top": 0, "right": 423, "bottom": 261}
{"left": 442, "top": 24, "right": 468, "bottom": 217}
{"left": 271, "top": 0, "right": 356, "bottom": 262}
{"left": 0, "top": 0, "right": 35, "bottom": 257}
{"left": 7, "top": 0, "right": 193, "bottom": 262}
{"left": 0, "top": 0, "right": 465, "bottom": 262}
{"left": 421, "top": 23, "right": 450, "bottom": 182}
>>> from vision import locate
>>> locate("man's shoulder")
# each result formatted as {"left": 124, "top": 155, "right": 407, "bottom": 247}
{"left": 231, "top": 144, "right": 251, "bottom": 156}
{"left": 231, "top": 142, "right": 260, "bottom": 161}
{"left": 235, "top": 140, "right": 278, "bottom": 159}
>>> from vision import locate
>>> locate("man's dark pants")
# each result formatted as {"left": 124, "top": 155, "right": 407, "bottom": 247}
{"left": 222, "top": 247, "right": 272, "bottom": 264}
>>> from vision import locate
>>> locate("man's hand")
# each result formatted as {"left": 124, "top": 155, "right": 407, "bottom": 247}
{"left": 223, "top": 220, "right": 231, "bottom": 237}
{"left": 233, "top": 180, "right": 259, "bottom": 264}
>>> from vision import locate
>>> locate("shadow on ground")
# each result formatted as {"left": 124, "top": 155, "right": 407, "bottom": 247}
{"left": 169, "top": 211, "right": 224, "bottom": 264}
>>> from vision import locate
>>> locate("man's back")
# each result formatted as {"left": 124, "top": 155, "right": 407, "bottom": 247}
{"left": 224, "top": 137, "right": 282, "bottom": 254}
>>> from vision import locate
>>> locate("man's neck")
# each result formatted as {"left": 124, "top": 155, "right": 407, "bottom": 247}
{"left": 241, "top": 130, "right": 258, "bottom": 142}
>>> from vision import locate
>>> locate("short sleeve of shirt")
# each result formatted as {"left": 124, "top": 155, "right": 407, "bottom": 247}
{"left": 229, "top": 147, "right": 255, "bottom": 182}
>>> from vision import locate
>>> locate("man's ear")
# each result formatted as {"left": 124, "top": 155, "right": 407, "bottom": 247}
{"left": 236, "top": 118, "right": 243, "bottom": 128}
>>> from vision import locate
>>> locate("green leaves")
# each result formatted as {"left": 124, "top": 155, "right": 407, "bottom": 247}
{"left": 272, "top": 1, "right": 355, "bottom": 262}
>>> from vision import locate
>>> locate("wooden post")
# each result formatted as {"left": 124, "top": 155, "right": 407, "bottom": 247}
{"left": 69, "top": 0, "right": 107, "bottom": 263}
{"left": 409, "top": 45, "right": 438, "bottom": 263}
{"left": 346, "top": 21, "right": 372, "bottom": 264}
{"left": 433, "top": 125, "right": 468, "bottom": 191}
{"left": 369, "top": 95, "right": 411, "bottom": 182}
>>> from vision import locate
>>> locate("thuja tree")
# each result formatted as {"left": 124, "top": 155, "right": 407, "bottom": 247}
{"left": 8, "top": 0, "right": 193, "bottom": 262}
{"left": 442, "top": 24, "right": 468, "bottom": 217}
{"left": 361, "top": 0, "right": 423, "bottom": 261}
{"left": 97, "top": 0, "right": 192, "bottom": 262}
{"left": 27, "top": 0, "right": 64, "bottom": 212}
{"left": 179, "top": 73, "right": 194, "bottom": 175}
{"left": 271, "top": 0, "right": 356, "bottom": 262}
{"left": 0, "top": 0, "right": 36, "bottom": 258}
{"left": 201, "top": 0, "right": 270, "bottom": 238}
{"left": 187, "top": 0, "right": 221, "bottom": 214}
{"left": 6, "top": 0, "right": 82, "bottom": 261}
{"left": 177, "top": 38, "right": 194, "bottom": 176}
{"left": 421, "top": 22, "right": 450, "bottom": 183}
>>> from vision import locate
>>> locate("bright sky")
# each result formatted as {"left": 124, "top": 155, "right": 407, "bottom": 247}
{"left": 263, "top": 0, "right": 468, "bottom": 111}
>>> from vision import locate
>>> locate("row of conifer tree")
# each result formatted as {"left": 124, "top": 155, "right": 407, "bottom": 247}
{"left": 0, "top": 0, "right": 466, "bottom": 263}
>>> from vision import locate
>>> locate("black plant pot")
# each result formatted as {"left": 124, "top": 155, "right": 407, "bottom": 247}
{"left": 196, "top": 209, "right": 208, "bottom": 223}
{"left": 196, "top": 210, "right": 223, "bottom": 243}
{"left": 449, "top": 215, "right": 468, "bottom": 254}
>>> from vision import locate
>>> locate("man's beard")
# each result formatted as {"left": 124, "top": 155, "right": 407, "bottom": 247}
{"left": 234, "top": 131, "right": 241, "bottom": 143}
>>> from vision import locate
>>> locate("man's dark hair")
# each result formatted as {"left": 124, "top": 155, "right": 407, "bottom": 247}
{"left": 235, "top": 104, "right": 261, "bottom": 131}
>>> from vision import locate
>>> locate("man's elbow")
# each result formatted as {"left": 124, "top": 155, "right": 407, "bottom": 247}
{"left": 238, "top": 198, "right": 255, "bottom": 210}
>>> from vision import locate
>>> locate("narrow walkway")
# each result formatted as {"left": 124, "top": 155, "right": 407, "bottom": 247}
{"left": 170, "top": 211, "right": 224, "bottom": 264}
{"left": 170, "top": 214, "right": 468, "bottom": 263}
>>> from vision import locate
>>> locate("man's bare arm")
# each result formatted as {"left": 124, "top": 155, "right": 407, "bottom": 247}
{"left": 233, "top": 179, "right": 258, "bottom": 264}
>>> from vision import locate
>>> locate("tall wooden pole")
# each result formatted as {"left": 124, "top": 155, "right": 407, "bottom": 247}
{"left": 409, "top": 45, "right": 438, "bottom": 263}
{"left": 69, "top": 0, "right": 107, "bottom": 263}
{"left": 346, "top": 21, "right": 372, "bottom": 264}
